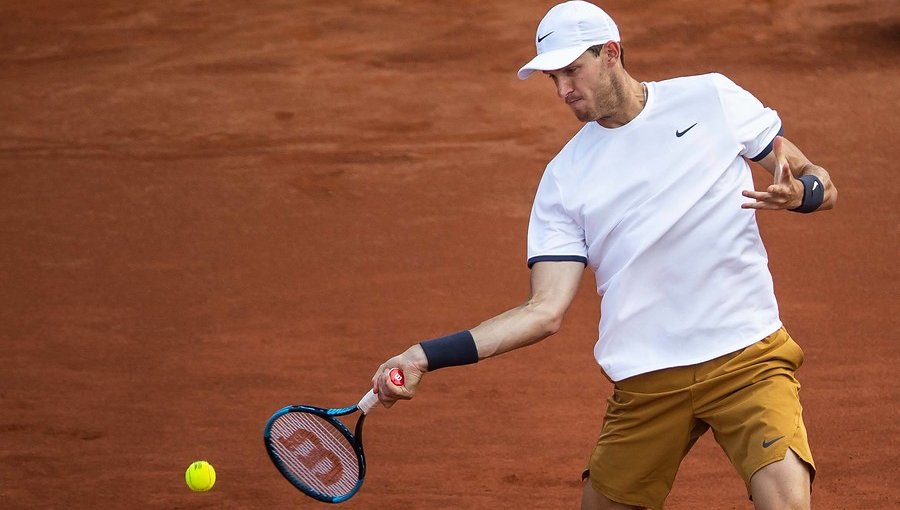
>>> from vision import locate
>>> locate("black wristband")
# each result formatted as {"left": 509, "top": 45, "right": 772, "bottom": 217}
{"left": 419, "top": 330, "right": 479, "bottom": 371}
{"left": 789, "top": 175, "right": 824, "bottom": 213}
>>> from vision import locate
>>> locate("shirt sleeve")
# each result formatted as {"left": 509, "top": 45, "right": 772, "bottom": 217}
{"left": 526, "top": 168, "right": 588, "bottom": 269}
{"left": 711, "top": 73, "right": 783, "bottom": 161}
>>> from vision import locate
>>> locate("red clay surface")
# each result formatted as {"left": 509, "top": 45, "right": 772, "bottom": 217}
{"left": 1, "top": 1, "right": 898, "bottom": 508}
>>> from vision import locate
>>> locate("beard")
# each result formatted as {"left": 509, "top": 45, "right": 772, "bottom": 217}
{"left": 574, "top": 72, "right": 630, "bottom": 125}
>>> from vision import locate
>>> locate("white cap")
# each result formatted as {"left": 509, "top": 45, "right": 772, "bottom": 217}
{"left": 517, "top": 1, "right": 620, "bottom": 80}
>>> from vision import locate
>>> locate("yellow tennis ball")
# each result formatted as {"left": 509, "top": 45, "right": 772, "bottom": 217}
{"left": 185, "top": 460, "right": 216, "bottom": 492}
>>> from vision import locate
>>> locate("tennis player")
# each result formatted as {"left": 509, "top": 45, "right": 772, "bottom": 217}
{"left": 372, "top": 2, "right": 837, "bottom": 509}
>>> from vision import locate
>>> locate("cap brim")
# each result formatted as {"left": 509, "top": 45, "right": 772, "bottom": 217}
{"left": 517, "top": 44, "right": 592, "bottom": 80}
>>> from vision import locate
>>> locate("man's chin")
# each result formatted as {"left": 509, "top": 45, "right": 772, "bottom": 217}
{"left": 567, "top": 103, "right": 597, "bottom": 123}
{"left": 572, "top": 109, "right": 597, "bottom": 123}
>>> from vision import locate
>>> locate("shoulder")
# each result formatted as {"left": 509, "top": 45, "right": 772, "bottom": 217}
{"left": 651, "top": 73, "right": 758, "bottom": 114}
{"left": 654, "top": 73, "right": 730, "bottom": 94}
{"left": 533, "top": 123, "right": 598, "bottom": 203}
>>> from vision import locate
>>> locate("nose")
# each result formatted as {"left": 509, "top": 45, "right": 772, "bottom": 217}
{"left": 555, "top": 77, "right": 573, "bottom": 100}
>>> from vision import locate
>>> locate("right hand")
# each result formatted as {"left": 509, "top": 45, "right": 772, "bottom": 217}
{"left": 371, "top": 344, "right": 428, "bottom": 408}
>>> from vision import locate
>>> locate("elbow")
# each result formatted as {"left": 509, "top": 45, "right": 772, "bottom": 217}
{"left": 534, "top": 305, "right": 566, "bottom": 338}
{"left": 820, "top": 183, "right": 838, "bottom": 211}
{"left": 817, "top": 167, "right": 837, "bottom": 210}
{"left": 541, "top": 317, "right": 563, "bottom": 338}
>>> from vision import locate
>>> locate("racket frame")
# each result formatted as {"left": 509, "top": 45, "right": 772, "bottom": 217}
{"left": 263, "top": 403, "right": 368, "bottom": 504}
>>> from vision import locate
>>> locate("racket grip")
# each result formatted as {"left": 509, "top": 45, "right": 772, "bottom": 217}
{"left": 357, "top": 369, "right": 405, "bottom": 415}
{"left": 358, "top": 389, "right": 380, "bottom": 414}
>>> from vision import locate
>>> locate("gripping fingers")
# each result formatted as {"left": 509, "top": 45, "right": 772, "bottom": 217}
{"left": 372, "top": 363, "right": 387, "bottom": 394}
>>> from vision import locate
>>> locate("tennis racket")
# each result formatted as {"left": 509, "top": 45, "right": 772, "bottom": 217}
{"left": 263, "top": 368, "right": 405, "bottom": 503}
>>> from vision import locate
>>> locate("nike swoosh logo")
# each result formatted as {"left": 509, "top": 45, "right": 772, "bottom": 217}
{"left": 537, "top": 31, "right": 554, "bottom": 43}
{"left": 675, "top": 123, "right": 698, "bottom": 137}
{"left": 812, "top": 180, "right": 820, "bottom": 191}
{"left": 762, "top": 436, "right": 785, "bottom": 448}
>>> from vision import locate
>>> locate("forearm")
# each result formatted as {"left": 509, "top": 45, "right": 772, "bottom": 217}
{"left": 470, "top": 299, "right": 561, "bottom": 359}
{"left": 399, "top": 299, "right": 562, "bottom": 372}
{"left": 372, "top": 261, "right": 583, "bottom": 405}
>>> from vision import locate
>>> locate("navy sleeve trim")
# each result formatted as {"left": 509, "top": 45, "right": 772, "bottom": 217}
{"left": 750, "top": 125, "right": 785, "bottom": 162}
{"left": 527, "top": 255, "right": 588, "bottom": 269}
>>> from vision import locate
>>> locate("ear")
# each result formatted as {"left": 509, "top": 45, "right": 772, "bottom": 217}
{"left": 604, "top": 41, "right": 622, "bottom": 67}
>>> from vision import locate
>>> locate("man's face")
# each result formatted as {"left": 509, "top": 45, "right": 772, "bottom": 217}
{"left": 543, "top": 49, "right": 613, "bottom": 123}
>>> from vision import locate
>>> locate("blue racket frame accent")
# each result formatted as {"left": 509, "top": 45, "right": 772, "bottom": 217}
{"left": 263, "top": 403, "right": 369, "bottom": 504}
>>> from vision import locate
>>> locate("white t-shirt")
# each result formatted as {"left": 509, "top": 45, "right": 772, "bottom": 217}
{"left": 527, "top": 73, "right": 784, "bottom": 381}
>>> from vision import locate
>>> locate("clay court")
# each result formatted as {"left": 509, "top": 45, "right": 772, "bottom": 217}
{"left": 1, "top": 1, "right": 898, "bottom": 508}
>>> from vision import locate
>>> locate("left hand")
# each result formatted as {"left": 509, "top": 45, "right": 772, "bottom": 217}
{"left": 741, "top": 136, "right": 803, "bottom": 210}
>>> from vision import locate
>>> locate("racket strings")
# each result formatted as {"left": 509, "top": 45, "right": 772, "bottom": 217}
{"left": 269, "top": 412, "right": 360, "bottom": 497}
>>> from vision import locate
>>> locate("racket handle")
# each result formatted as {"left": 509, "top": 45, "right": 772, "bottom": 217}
{"left": 358, "top": 389, "right": 380, "bottom": 414}
{"left": 357, "top": 368, "right": 405, "bottom": 415}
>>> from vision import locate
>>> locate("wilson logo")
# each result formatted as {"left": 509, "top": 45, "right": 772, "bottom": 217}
{"left": 277, "top": 429, "right": 344, "bottom": 485}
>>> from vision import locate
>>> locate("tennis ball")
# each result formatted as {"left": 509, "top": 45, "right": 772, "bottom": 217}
{"left": 185, "top": 460, "right": 216, "bottom": 492}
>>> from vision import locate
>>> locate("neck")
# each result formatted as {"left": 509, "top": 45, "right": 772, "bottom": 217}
{"left": 596, "top": 76, "right": 646, "bottom": 129}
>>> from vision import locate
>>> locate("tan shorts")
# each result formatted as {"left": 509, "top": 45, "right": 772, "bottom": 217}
{"left": 585, "top": 327, "right": 815, "bottom": 510}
